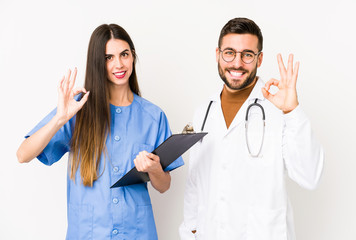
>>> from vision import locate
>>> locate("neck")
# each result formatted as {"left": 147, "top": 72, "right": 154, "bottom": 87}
{"left": 109, "top": 84, "right": 134, "bottom": 106}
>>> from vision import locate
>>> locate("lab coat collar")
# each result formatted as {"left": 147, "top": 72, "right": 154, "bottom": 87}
{"left": 208, "top": 77, "right": 266, "bottom": 103}
{"left": 207, "top": 77, "right": 266, "bottom": 135}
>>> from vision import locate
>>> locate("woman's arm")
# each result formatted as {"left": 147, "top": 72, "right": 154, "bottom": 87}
{"left": 134, "top": 151, "right": 171, "bottom": 193}
{"left": 16, "top": 68, "right": 89, "bottom": 163}
{"left": 17, "top": 115, "right": 66, "bottom": 163}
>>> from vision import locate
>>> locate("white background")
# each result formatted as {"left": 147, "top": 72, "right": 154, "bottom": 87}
{"left": 1, "top": 0, "right": 355, "bottom": 239}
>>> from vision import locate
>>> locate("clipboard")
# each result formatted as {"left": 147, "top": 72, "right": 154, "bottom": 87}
{"left": 110, "top": 132, "right": 207, "bottom": 188}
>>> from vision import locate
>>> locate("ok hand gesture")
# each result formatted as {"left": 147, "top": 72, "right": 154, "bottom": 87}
{"left": 262, "top": 54, "right": 299, "bottom": 114}
{"left": 56, "top": 68, "right": 90, "bottom": 124}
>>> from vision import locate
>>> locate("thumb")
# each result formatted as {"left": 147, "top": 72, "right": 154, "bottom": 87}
{"left": 148, "top": 153, "right": 160, "bottom": 162}
{"left": 78, "top": 91, "right": 90, "bottom": 109}
{"left": 261, "top": 87, "right": 272, "bottom": 101}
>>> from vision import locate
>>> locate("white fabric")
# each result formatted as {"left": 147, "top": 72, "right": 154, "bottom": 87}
{"left": 179, "top": 78, "right": 324, "bottom": 240}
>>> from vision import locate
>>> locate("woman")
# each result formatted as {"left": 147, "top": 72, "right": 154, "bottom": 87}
{"left": 16, "top": 24, "right": 184, "bottom": 239}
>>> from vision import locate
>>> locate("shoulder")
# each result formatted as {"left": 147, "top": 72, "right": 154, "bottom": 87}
{"left": 133, "top": 94, "right": 167, "bottom": 122}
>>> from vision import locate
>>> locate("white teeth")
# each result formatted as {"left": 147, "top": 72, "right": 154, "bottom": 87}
{"left": 230, "top": 71, "right": 243, "bottom": 77}
{"left": 114, "top": 72, "right": 125, "bottom": 76}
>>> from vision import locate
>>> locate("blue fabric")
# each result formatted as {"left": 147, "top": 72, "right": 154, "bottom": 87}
{"left": 26, "top": 94, "right": 184, "bottom": 240}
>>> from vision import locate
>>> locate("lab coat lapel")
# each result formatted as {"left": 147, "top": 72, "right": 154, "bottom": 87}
{"left": 225, "top": 78, "right": 266, "bottom": 136}
{"left": 208, "top": 87, "right": 228, "bottom": 136}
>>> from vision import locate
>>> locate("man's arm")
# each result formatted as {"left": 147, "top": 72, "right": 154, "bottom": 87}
{"left": 282, "top": 106, "right": 324, "bottom": 189}
{"left": 262, "top": 53, "right": 323, "bottom": 188}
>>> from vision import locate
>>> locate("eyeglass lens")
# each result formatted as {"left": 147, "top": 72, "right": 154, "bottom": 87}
{"left": 222, "top": 50, "right": 256, "bottom": 64}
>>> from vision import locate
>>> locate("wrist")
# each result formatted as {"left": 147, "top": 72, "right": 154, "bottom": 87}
{"left": 283, "top": 102, "right": 299, "bottom": 114}
{"left": 53, "top": 114, "right": 67, "bottom": 128}
{"left": 148, "top": 165, "right": 164, "bottom": 176}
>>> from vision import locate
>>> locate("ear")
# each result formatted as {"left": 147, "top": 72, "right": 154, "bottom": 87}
{"left": 216, "top": 47, "right": 220, "bottom": 63}
{"left": 257, "top": 52, "right": 263, "bottom": 67}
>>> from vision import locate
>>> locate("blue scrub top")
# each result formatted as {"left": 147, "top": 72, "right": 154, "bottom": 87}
{"left": 26, "top": 94, "right": 184, "bottom": 240}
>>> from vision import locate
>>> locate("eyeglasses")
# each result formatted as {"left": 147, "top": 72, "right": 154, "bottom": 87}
{"left": 219, "top": 48, "right": 261, "bottom": 64}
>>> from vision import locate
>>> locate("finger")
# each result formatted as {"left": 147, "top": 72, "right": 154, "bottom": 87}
{"left": 64, "top": 69, "right": 71, "bottom": 94}
{"left": 147, "top": 153, "right": 160, "bottom": 163}
{"left": 60, "top": 75, "right": 66, "bottom": 90}
{"left": 261, "top": 87, "right": 274, "bottom": 102}
{"left": 277, "top": 54, "right": 287, "bottom": 81}
{"left": 139, "top": 151, "right": 148, "bottom": 163}
{"left": 287, "top": 54, "right": 294, "bottom": 81}
{"left": 58, "top": 75, "right": 65, "bottom": 93}
{"left": 264, "top": 78, "right": 279, "bottom": 91}
{"left": 72, "top": 87, "right": 87, "bottom": 96}
{"left": 291, "top": 61, "right": 300, "bottom": 87}
{"left": 140, "top": 156, "right": 148, "bottom": 171}
{"left": 141, "top": 151, "right": 151, "bottom": 160}
{"left": 77, "top": 91, "right": 90, "bottom": 109}
{"left": 134, "top": 157, "right": 142, "bottom": 172}
{"left": 68, "top": 67, "right": 77, "bottom": 92}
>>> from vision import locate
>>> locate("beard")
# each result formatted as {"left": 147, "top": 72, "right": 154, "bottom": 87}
{"left": 218, "top": 61, "right": 258, "bottom": 91}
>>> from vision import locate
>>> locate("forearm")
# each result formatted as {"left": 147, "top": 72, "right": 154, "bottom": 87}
{"left": 148, "top": 169, "right": 171, "bottom": 193}
{"left": 17, "top": 114, "right": 65, "bottom": 163}
{"left": 283, "top": 106, "right": 324, "bottom": 189}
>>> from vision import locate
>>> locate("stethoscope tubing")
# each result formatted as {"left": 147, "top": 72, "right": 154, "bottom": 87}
{"left": 201, "top": 98, "right": 265, "bottom": 157}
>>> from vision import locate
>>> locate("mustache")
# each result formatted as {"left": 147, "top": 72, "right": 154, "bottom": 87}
{"left": 226, "top": 67, "right": 248, "bottom": 72}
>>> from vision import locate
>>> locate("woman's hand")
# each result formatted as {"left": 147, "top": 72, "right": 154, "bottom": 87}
{"left": 262, "top": 54, "right": 299, "bottom": 114}
{"left": 134, "top": 151, "right": 163, "bottom": 174}
{"left": 17, "top": 68, "right": 89, "bottom": 163}
{"left": 56, "top": 68, "right": 90, "bottom": 124}
{"left": 134, "top": 151, "right": 171, "bottom": 193}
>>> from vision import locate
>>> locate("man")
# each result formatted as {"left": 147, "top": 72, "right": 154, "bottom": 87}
{"left": 179, "top": 18, "right": 324, "bottom": 240}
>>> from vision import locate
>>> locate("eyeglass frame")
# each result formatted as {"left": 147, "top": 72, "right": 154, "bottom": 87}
{"left": 219, "top": 48, "right": 261, "bottom": 64}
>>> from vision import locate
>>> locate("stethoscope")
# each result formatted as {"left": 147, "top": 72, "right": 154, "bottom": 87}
{"left": 201, "top": 98, "right": 265, "bottom": 157}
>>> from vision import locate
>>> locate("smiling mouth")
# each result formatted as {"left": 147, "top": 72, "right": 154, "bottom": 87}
{"left": 114, "top": 71, "right": 126, "bottom": 79}
{"left": 228, "top": 70, "right": 246, "bottom": 79}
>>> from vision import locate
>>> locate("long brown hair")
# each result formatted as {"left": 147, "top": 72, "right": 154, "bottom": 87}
{"left": 70, "top": 24, "right": 140, "bottom": 187}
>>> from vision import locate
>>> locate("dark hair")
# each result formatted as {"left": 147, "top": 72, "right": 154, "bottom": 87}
{"left": 71, "top": 24, "right": 140, "bottom": 187}
{"left": 218, "top": 18, "right": 263, "bottom": 51}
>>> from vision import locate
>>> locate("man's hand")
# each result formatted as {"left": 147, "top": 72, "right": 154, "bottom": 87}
{"left": 262, "top": 54, "right": 299, "bottom": 114}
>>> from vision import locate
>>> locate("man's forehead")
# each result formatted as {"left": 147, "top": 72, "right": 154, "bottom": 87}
{"left": 220, "top": 33, "right": 259, "bottom": 51}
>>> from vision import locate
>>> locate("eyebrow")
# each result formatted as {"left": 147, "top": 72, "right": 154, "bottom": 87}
{"left": 222, "top": 47, "right": 256, "bottom": 53}
{"left": 120, "top": 49, "right": 130, "bottom": 54}
{"left": 105, "top": 49, "right": 130, "bottom": 55}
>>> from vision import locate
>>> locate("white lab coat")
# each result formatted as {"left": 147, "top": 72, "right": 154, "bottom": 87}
{"left": 179, "top": 78, "right": 324, "bottom": 240}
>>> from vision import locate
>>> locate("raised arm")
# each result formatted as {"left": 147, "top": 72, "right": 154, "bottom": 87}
{"left": 16, "top": 68, "right": 89, "bottom": 163}
{"left": 262, "top": 54, "right": 323, "bottom": 189}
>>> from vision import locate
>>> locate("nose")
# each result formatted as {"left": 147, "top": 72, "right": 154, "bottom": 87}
{"left": 113, "top": 57, "right": 124, "bottom": 69}
{"left": 231, "top": 52, "right": 244, "bottom": 67}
